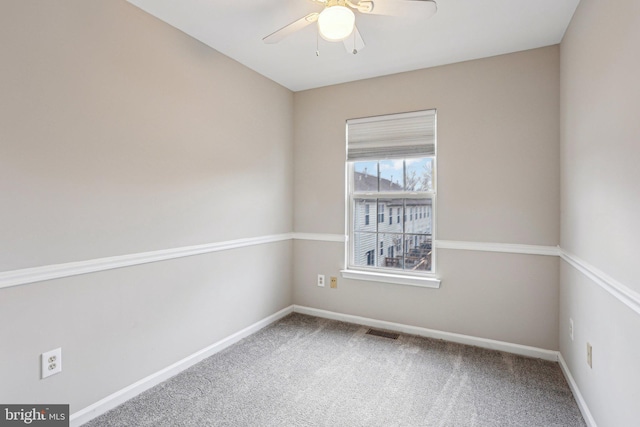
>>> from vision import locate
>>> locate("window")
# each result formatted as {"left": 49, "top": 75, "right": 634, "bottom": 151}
{"left": 366, "top": 250, "right": 375, "bottom": 266}
{"left": 378, "top": 203, "right": 385, "bottom": 223}
{"left": 346, "top": 110, "right": 437, "bottom": 283}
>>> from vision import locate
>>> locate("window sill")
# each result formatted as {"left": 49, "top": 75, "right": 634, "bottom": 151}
{"left": 340, "top": 269, "right": 441, "bottom": 289}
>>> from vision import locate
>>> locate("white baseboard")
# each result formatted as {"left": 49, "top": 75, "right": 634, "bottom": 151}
{"left": 293, "top": 305, "right": 559, "bottom": 361}
{"left": 558, "top": 353, "right": 598, "bottom": 427}
{"left": 69, "top": 305, "right": 294, "bottom": 426}
{"left": 294, "top": 305, "right": 599, "bottom": 425}
{"left": 70, "top": 305, "right": 595, "bottom": 427}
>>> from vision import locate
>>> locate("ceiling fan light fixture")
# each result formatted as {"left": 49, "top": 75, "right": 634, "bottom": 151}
{"left": 318, "top": 5, "right": 355, "bottom": 42}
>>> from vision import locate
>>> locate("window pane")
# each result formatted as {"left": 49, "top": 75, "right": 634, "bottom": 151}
{"left": 354, "top": 199, "right": 377, "bottom": 232}
{"left": 378, "top": 199, "right": 403, "bottom": 234}
{"left": 353, "top": 161, "right": 378, "bottom": 192}
{"left": 377, "top": 233, "right": 404, "bottom": 270}
{"left": 404, "top": 198, "right": 432, "bottom": 235}
{"left": 379, "top": 160, "right": 404, "bottom": 192}
{"left": 405, "top": 157, "right": 434, "bottom": 192}
{"left": 350, "top": 157, "right": 434, "bottom": 274}
{"left": 353, "top": 232, "right": 377, "bottom": 267}
{"left": 404, "top": 235, "right": 432, "bottom": 271}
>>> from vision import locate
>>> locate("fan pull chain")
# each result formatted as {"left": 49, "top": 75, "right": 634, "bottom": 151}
{"left": 352, "top": 29, "right": 358, "bottom": 55}
{"left": 316, "top": 28, "right": 320, "bottom": 57}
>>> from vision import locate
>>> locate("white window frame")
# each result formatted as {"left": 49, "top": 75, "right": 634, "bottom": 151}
{"left": 341, "top": 110, "right": 440, "bottom": 289}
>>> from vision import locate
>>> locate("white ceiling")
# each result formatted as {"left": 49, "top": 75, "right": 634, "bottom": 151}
{"left": 126, "top": 0, "right": 580, "bottom": 92}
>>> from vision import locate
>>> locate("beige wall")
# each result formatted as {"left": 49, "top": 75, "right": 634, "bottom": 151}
{"left": 293, "top": 47, "right": 561, "bottom": 349}
{"left": 7, "top": 0, "right": 637, "bottom": 422}
{"left": 0, "top": 242, "right": 292, "bottom": 411}
{"left": 559, "top": 0, "right": 640, "bottom": 425}
{"left": 0, "top": 0, "right": 294, "bottom": 412}
{"left": 0, "top": 0, "right": 293, "bottom": 271}
{"left": 560, "top": 0, "right": 640, "bottom": 292}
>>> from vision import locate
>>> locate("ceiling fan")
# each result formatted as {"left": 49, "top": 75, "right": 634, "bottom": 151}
{"left": 263, "top": 0, "right": 437, "bottom": 55}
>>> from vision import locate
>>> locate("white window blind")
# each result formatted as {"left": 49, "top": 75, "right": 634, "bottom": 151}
{"left": 347, "top": 110, "right": 436, "bottom": 161}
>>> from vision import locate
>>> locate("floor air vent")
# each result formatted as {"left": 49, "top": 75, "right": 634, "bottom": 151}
{"left": 366, "top": 329, "right": 400, "bottom": 340}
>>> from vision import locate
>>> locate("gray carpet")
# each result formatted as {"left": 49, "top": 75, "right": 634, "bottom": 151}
{"left": 84, "top": 313, "right": 586, "bottom": 426}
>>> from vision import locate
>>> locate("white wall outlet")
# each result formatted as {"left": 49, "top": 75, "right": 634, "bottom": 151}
{"left": 317, "top": 274, "right": 325, "bottom": 287}
{"left": 569, "top": 318, "right": 574, "bottom": 341}
{"left": 587, "top": 342, "right": 593, "bottom": 368}
{"left": 42, "top": 347, "right": 62, "bottom": 379}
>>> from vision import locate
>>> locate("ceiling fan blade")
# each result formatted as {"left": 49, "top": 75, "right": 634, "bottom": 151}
{"left": 263, "top": 13, "right": 319, "bottom": 44}
{"left": 343, "top": 26, "right": 365, "bottom": 54}
{"left": 361, "top": 0, "right": 437, "bottom": 18}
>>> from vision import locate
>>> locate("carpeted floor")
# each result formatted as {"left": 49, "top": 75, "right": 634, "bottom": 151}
{"left": 84, "top": 313, "right": 586, "bottom": 426}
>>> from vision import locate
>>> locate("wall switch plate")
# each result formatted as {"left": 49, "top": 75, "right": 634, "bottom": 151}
{"left": 569, "top": 318, "right": 574, "bottom": 341}
{"left": 42, "top": 348, "right": 62, "bottom": 379}
{"left": 587, "top": 342, "right": 593, "bottom": 368}
{"left": 330, "top": 277, "right": 337, "bottom": 288}
{"left": 317, "top": 274, "right": 325, "bottom": 287}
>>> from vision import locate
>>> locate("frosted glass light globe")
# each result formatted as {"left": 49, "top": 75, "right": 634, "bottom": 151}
{"left": 318, "top": 6, "right": 355, "bottom": 42}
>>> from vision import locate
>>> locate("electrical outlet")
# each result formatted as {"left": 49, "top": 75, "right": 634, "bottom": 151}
{"left": 587, "top": 342, "right": 593, "bottom": 368}
{"left": 317, "top": 274, "right": 325, "bottom": 287}
{"left": 330, "top": 276, "right": 337, "bottom": 288}
{"left": 42, "top": 348, "right": 62, "bottom": 379}
{"left": 569, "top": 318, "right": 574, "bottom": 341}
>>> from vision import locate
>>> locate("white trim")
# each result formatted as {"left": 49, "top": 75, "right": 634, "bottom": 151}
{"left": 0, "top": 234, "right": 561, "bottom": 291}
{"left": 292, "top": 235, "right": 561, "bottom": 258}
{"left": 340, "top": 269, "right": 441, "bottom": 288}
{"left": 66, "top": 304, "right": 594, "bottom": 427}
{"left": 435, "top": 240, "right": 560, "bottom": 256}
{"left": 558, "top": 353, "right": 598, "bottom": 427}
{"left": 560, "top": 249, "right": 640, "bottom": 316}
{"left": 296, "top": 238, "right": 640, "bottom": 319}
{"left": 3, "top": 231, "right": 636, "bottom": 321}
{"left": 291, "top": 232, "right": 346, "bottom": 242}
{"left": 0, "top": 233, "right": 293, "bottom": 290}
{"left": 293, "top": 305, "right": 558, "bottom": 361}
{"left": 69, "top": 305, "right": 294, "bottom": 427}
